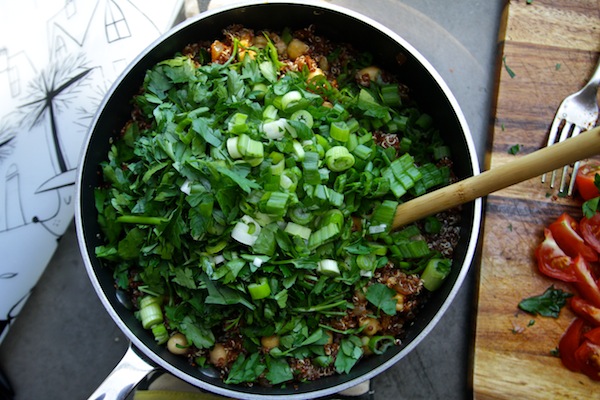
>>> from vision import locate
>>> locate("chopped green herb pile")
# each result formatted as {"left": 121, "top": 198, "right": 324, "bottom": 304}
{"left": 94, "top": 26, "right": 460, "bottom": 385}
{"left": 518, "top": 285, "right": 573, "bottom": 318}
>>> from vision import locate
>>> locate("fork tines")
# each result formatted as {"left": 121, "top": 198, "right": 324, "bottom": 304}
{"left": 541, "top": 118, "right": 583, "bottom": 195}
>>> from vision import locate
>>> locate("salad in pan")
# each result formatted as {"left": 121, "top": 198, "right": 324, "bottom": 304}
{"left": 93, "top": 25, "right": 461, "bottom": 385}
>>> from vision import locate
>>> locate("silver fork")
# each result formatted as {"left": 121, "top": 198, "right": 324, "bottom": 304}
{"left": 542, "top": 58, "right": 600, "bottom": 195}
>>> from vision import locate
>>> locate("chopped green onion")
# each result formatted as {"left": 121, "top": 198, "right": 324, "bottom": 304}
{"left": 308, "top": 223, "right": 340, "bottom": 249}
{"left": 269, "top": 152, "right": 285, "bottom": 175}
{"left": 262, "top": 118, "right": 288, "bottom": 139}
{"left": 368, "top": 335, "right": 396, "bottom": 355}
{"left": 288, "top": 206, "right": 313, "bottom": 225}
{"left": 292, "top": 140, "right": 305, "bottom": 161}
{"left": 248, "top": 277, "right": 271, "bottom": 300}
{"left": 380, "top": 85, "right": 401, "bottom": 106}
{"left": 415, "top": 113, "right": 433, "bottom": 129}
{"left": 280, "top": 169, "right": 299, "bottom": 192}
{"left": 205, "top": 240, "right": 228, "bottom": 254}
{"left": 139, "top": 301, "right": 163, "bottom": 329}
{"left": 356, "top": 253, "right": 376, "bottom": 270}
{"left": 347, "top": 133, "right": 358, "bottom": 152}
{"left": 399, "top": 137, "right": 411, "bottom": 153}
{"left": 152, "top": 323, "right": 169, "bottom": 345}
{"left": 325, "top": 146, "right": 355, "bottom": 172}
{"left": 260, "top": 191, "right": 290, "bottom": 216}
{"left": 392, "top": 240, "right": 430, "bottom": 259}
{"left": 420, "top": 258, "right": 451, "bottom": 291}
{"left": 139, "top": 295, "right": 162, "bottom": 309}
{"left": 281, "top": 90, "right": 302, "bottom": 110}
{"left": 352, "top": 144, "right": 373, "bottom": 160}
{"left": 226, "top": 137, "right": 243, "bottom": 159}
{"left": 237, "top": 134, "right": 264, "bottom": 158}
{"left": 317, "top": 259, "right": 340, "bottom": 276}
{"left": 262, "top": 104, "right": 279, "bottom": 120}
{"left": 330, "top": 121, "right": 350, "bottom": 142}
{"left": 231, "top": 215, "right": 262, "bottom": 246}
{"left": 319, "top": 209, "right": 344, "bottom": 230}
{"left": 252, "top": 83, "right": 268, "bottom": 100}
{"left": 369, "top": 200, "right": 398, "bottom": 234}
{"left": 228, "top": 112, "right": 248, "bottom": 134}
{"left": 284, "top": 222, "right": 312, "bottom": 240}
{"left": 302, "top": 151, "right": 322, "bottom": 185}
{"left": 346, "top": 118, "right": 360, "bottom": 133}
{"left": 290, "top": 110, "right": 314, "bottom": 128}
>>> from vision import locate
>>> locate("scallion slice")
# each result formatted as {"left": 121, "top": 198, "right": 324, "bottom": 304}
{"left": 325, "top": 146, "right": 355, "bottom": 172}
{"left": 248, "top": 277, "right": 271, "bottom": 300}
{"left": 284, "top": 222, "right": 312, "bottom": 240}
{"left": 231, "top": 215, "right": 262, "bottom": 246}
{"left": 139, "top": 301, "right": 163, "bottom": 329}
{"left": 262, "top": 118, "right": 288, "bottom": 139}
{"left": 317, "top": 259, "right": 340, "bottom": 276}
{"left": 226, "top": 137, "right": 243, "bottom": 159}
{"left": 420, "top": 258, "right": 451, "bottom": 291}
{"left": 290, "top": 109, "right": 314, "bottom": 128}
{"left": 281, "top": 90, "right": 302, "bottom": 110}
{"left": 330, "top": 121, "right": 350, "bottom": 142}
{"left": 228, "top": 112, "right": 249, "bottom": 134}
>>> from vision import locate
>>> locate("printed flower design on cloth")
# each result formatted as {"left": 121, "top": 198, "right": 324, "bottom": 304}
{"left": 0, "top": 0, "right": 184, "bottom": 343}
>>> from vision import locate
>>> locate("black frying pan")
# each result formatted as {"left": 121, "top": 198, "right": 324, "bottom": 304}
{"left": 75, "top": 1, "right": 482, "bottom": 398}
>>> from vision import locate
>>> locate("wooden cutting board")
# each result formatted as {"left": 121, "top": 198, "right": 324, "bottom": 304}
{"left": 472, "top": 1, "right": 600, "bottom": 399}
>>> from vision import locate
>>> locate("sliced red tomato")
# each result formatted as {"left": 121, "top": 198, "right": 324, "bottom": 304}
{"left": 574, "top": 340, "right": 600, "bottom": 381}
{"left": 559, "top": 317, "right": 585, "bottom": 372}
{"left": 549, "top": 213, "right": 598, "bottom": 262}
{"left": 584, "top": 327, "right": 600, "bottom": 345}
{"left": 575, "top": 161, "right": 600, "bottom": 201}
{"left": 580, "top": 213, "right": 600, "bottom": 254}
{"left": 572, "top": 255, "right": 600, "bottom": 308}
{"left": 570, "top": 296, "right": 600, "bottom": 326}
{"left": 536, "top": 228, "right": 578, "bottom": 282}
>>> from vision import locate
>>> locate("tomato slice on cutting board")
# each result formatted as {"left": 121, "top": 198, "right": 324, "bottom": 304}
{"left": 575, "top": 161, "right": 600, "bottom": 201}
{"left": 584, "top": 327, "right": 600, "bottom": 344}
{"left": 580, "top": 213, "right": 600, "bottom": 254}
{"left": 574, "top": 340, "right": 600, "bottom": 381}
{"left": 559, "top": 317, "right": 585, "bottom": 372}
{"left": 549, "top": 213, "right": 598, "bottom": 262}
{"left": 572, "top": 255, "right": 600, "bottom": 309}
{"left": 570, "top": 296, "right": 600, "bottom": 326}
{"left": 536, "top": 228, "right": 578, "bottom": 282}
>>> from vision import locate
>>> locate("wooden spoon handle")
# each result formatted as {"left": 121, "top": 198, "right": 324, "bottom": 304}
{"left": 392, "top": 125, "right": 600, "bottom": 230}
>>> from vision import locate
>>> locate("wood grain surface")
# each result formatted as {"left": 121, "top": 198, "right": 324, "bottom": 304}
{"left": 473, "top": 1, "right": 600, "bottom": 399}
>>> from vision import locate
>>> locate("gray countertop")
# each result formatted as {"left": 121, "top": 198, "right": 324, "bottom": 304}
{"left": 0, "top": 1, "right": 503, "bottom": 399}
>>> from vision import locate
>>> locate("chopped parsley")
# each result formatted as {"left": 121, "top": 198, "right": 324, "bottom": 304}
{"left": 518, "top": 285, "right": 573, "bottom": 318}
{"left": 508, "top": 144, "right": 521, "bottom": 155}
{"left": 502, "top": 56, "right": 516, "bottom": 78}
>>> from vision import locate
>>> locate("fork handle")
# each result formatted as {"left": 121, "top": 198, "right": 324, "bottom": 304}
{"left": 392, "top": 125, "right": 600, "bottom": 229}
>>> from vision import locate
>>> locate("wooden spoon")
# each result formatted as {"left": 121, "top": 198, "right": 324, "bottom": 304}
{"left": 392, "top": 125, "right": 600, "bottom": 229}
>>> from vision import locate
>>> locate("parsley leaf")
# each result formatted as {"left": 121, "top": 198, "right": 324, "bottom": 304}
{"left": 224, "top": 353, "right": 266, "bottom": 384}
{"left": 334, "top": 336, "right": 363, "bottom": 374}
{"left": 179, "top": 316, "right": 215, "bottom": 349}
{"left": 508, "top": 144, "right": 521, "bottom": 155}
{"left": 518, "top": 285, "right": 573, "bottom": 318}
{"left": 366, "top": 283, "right": 397, "bottom": 315}
{"left": 583, "top": 197, "right": 600, "bottom": 219}
{"left": 266, "top": 356, "right": 294, "bottom": 385}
